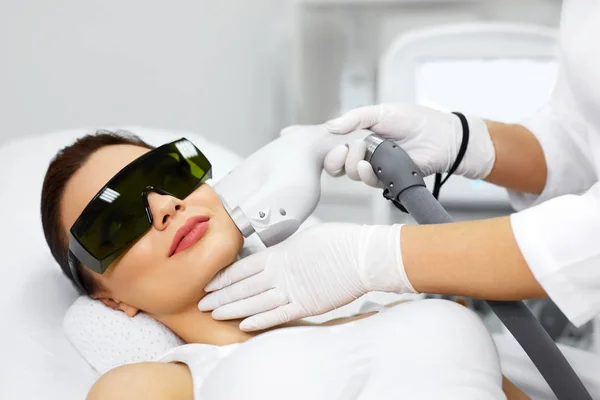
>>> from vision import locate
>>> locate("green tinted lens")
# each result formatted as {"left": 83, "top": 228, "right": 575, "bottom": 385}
{"left": 153, "top": 141, "right": 212, "bottom": 199}
{"left": 73, "top": 185, "right": 150, "bottom": 272}
{"left": 70, "top": 139, "right": 211, "bottom": 273}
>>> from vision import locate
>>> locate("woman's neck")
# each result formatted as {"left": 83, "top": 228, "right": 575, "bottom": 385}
{"left": 151, "top": 302, "right": 376, "bottom": 346}
{"left": 152, "top": 304, "right": 259, "bottom": 346}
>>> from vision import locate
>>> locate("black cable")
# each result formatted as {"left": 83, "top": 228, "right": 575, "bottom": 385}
{"left": 432, "top": 112, "right": 470, "bottom": 200}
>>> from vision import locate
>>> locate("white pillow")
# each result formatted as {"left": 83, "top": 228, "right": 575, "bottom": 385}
{"left": 0, "top": 127, "right": 243, "bottom": 399}
{"left": 64, "top": 296, "right": 186, "bottom": 374}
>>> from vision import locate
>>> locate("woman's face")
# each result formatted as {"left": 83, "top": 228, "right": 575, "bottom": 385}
{"left": 60, "top": 144, "right": 244, "bottom": 317}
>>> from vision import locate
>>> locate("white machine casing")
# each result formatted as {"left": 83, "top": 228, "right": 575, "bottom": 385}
{"left": 213, "top": 126, "right": 369, "bottom": 247}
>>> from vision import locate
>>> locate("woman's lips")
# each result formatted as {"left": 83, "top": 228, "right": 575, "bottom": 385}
{"left": 169, "top": 216, "right": 210, "bottom": 257}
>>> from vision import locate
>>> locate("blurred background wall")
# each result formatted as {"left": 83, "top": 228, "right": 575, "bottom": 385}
{"left": 0, "top": 0, "right": 296, "bottom": 156}
{"left": 0, "top": 0, "right": 561, "bottom": 155}
{"left": 291, "top": 0, "right": 561, "bottom": 124}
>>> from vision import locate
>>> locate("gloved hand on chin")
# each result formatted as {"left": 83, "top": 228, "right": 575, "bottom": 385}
{"left": 323, "top": 104, "right": 496, "bottom": 186}
{"left": 198, "top": 223, "right": 416, "bottom": 331}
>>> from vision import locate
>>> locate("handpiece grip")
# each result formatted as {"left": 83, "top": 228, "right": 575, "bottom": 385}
{"left": 364, "top": 134, "right": 426, "bottom": 210}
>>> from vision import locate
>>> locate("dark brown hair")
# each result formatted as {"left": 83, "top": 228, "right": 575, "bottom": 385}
{"left": 41, "top": 130, "right": 154, "bottom": 295}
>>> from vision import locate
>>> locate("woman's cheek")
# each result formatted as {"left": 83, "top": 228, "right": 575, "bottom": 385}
{"left": 208, "top": 229, "right": 241, "bottom": 266}
{"left": 121, "top": 240, "right": 159, "bottom": 276}
{"left": 125, "top": 269, "right": 199, "bottom": 315}
{"left": 108, "top": 242, "right": 163, "bottom": 298}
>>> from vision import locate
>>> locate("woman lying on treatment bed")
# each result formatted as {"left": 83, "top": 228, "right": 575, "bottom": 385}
{"left": 40, "top": 131, "right": 527, "bottom": 400}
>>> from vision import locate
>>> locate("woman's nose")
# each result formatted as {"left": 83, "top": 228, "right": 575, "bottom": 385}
{"left": 146, "top": 192, "right": 185, "bottom": 230}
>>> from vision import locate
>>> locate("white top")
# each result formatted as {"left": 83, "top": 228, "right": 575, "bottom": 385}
{"left": 160, "top": 300, "right": 505, "bottom": 400}
{"left": 508, "top": 0, "right": 600, "bottom": 327}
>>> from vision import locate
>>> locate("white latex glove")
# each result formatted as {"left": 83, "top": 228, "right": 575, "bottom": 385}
{"left": 323, "top": 104, "right": 496, "bottom": 187}
{"left": 198, "top": 223, "right": 416, "bottom": 331}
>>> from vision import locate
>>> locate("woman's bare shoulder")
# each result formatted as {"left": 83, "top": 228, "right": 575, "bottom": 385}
{"left": 87, "top": 362, "right": 193, "bottom": 400}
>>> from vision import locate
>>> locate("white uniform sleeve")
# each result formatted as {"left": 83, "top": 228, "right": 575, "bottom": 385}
{"left": 510, "top": 182, "right": 600, "bottom": 327}
{"left": 507, "top": 69, "right": 596, "bottom": 210}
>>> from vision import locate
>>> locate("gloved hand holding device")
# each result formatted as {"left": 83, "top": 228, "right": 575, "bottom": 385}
{"left": 200, "top": 104, "right": 495, "bottom": 331}
{"left": 324, "top": 104, "right": 496, "bottom": 185}
{"left": 198, "top": 223, "right": 416, "bottom": 331}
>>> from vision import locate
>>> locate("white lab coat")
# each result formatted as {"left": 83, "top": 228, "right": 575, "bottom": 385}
{"left": 509, "top": 0, "right": 600, "bottom": 327}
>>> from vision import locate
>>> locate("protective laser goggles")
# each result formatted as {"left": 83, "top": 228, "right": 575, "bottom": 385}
{"left": 68, "top": 138, "right": 212, "bottom": 291}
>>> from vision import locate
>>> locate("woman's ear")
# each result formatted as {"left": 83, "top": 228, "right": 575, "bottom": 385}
{"left": 96, "top": 297, "right": 140, "bottom": 317}
{"left": 117, "top": 302, "right": 140, "bottom": 317}
{"left": 97, "top": 298, "right": 119, "bottom": 310}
